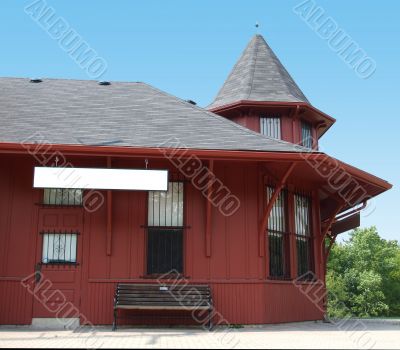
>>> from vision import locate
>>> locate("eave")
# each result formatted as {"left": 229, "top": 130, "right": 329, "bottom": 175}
{"left": 0, "top": 142, "right": 391, "bottom": 193}
{"left": 208, "top": 100, "right": 336, "bottom": 139}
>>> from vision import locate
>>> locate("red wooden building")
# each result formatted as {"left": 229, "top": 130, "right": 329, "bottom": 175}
{"left": 0, "top": 34, "right": 392, "bottom": 327}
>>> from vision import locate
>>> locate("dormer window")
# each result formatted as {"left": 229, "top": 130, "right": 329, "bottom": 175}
{"left": 260, "top": 115, "right": 281, "bottom": 139}
{"left": 301, "top": 121, "right": 313, "bottom": 149}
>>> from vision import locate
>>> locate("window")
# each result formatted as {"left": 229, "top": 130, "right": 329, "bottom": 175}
{"left": 42, "top": 232, "right": 78, "bottom": 264}
{"left": 43, "top": 188, "right": 83, "bottom": 206}
{"left": 267, "top": 186, "right": 290, "bottom": 279}
{"left": 260, "top": 116, "right": 281, "bottom": 139}
{"left": 301, "top": 121, "right": 313, "bottom": 149}
{"left": 147, "top": 182, "right": 184, "bottom": 275}
{"left": 294, "top": 194, "right": 314, "bottom": 277}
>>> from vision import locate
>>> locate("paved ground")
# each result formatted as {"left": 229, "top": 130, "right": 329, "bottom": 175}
{"left": 0, "top": 320, "right": 399, "bottom": 349}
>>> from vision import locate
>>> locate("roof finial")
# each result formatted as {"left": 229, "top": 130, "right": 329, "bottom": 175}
{"left": 255, "top": 21, "right": 260, "bottom": 34}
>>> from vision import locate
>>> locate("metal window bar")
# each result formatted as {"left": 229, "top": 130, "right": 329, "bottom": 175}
{"left": 294, "top": 192, "right": 314, "bottom": 278}
{"left": 301, "top": 121, "right": 313, "bottom": 149}
{"left": 147, "top": 228, "right": 183, "bottom": 275}
{"left": 147, "top": 181, "right": 185, "bottom": 275}
{"left": 148, "top": 182, "right": 184, "bottom": 227}
{"left": 260, "top": 116, "right": 281, "bottom": 139}
{"left": 43, "top": 189, "right": 83, "bottom": 206}
{"left": 266, "top": 186, "right": 290, "bottom": 279}
{"left": 41, "top": 231, "right": 78, "bottom": 264}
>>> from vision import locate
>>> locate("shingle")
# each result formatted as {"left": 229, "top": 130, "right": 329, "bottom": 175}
{"left": 0, "top": 77, "right": 311, "bottom": 153}
{"left": 208, "top": 34, "right": 309, "bottom": 109}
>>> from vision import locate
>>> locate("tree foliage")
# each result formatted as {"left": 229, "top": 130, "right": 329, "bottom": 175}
{"left": 327, "top": 226, "right": 400, "bottom": 317}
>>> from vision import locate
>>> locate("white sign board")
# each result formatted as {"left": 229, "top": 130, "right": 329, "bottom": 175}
{"left": 33, "top": 167, "right": 169, "bottom": 191}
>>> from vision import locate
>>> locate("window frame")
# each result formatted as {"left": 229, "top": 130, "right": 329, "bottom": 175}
{"left": 260, "top": 115, "right": 282, "bottom": 140}
{"left": 266, "top": 185, "right": 291, "bottom": 280}
{"left": 145, "top": 180, "right": 186, "bottom": 277}
{"left": 294, "top": 192, "right": 314, "bottom": 279}
{"left": 41, "top": 231, "right": 79, "bottom": 265}
{"left": 42, "top": 188, "right": 83, "bottom": 207}
{"left": 301, "top": 120, "right": 314, "bottom": 149}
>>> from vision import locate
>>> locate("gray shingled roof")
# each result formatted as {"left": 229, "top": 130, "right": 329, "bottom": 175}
{"left": 0, "top": 77, "right": 310, "bottom": 153}
{"left": 208, "top": 34, "right": 309, "bottom": 109}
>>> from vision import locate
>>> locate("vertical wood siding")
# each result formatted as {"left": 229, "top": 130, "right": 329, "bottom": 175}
{"left": 0, "top": 156, "right": 325, "bottom": 325}
{"left": 0, "top": 156, "right": 38, "bottom": 324}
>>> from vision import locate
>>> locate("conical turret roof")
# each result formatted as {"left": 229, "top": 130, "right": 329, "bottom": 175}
{"left": 209, "top": 34, "right": 309, "bottom": 109}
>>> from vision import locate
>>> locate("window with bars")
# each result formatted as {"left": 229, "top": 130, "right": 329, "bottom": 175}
{"left": 260, "top": 116, "right": 281, "bottom": 139}
{"left": 42, "top": 232, "right": 78, "bottom": 264}
{"left": 301, "top": 121, "right": 313, "bottom": 149}
{"left": 294, "top": 193, "right": 314, "bottom": 278}
{"left": 266, "top": 186, "right": 290, "bottom": 279}
{"left": 147, "top": 182, "right": 184, "bottom": 275}
{"left": 43, "top": 188, "right": 83, "bottom": 206}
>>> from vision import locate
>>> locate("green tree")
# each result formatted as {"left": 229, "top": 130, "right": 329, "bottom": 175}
{"left": 327, "top": 227, "right": 400, "bottom": 317}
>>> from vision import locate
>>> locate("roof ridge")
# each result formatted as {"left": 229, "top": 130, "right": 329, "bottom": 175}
{"left": 0, "top": 76, "right": 146, "bottom": 85}
{"left": 246, "top": 35, "right": 260, "bottom": 100}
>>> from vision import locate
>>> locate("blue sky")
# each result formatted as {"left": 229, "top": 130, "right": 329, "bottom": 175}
{"left": 0, "top": 0, "right": 398, "bottom": 241}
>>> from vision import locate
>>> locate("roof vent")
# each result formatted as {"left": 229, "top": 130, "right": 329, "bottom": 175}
{"left": 98, "top": 81, "right": 111, "bottom": 86}
{"left": 30, "top": 78, "right": 42, "bottom": 83}
{"left": 186, "top": 100, "right": 197, "bottom": 105}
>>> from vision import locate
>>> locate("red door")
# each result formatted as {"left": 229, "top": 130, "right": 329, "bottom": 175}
{"left": 32, "top": 208, "right": 84, "bottom": 319}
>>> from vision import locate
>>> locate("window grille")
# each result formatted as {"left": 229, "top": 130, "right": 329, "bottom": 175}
{"left": 266, "top": 186, "right": 290, "bottom": 279}
{"left": 260, "top": 116, "right": 281, "bottom": 139}
{"left": 294, "top": 193, "right": 314, "bottom": 277}
{"left": 147, "top": 182, "right": 184, "bottom": 275}
{"left": 42, "top": 231, "right": 78, "bottom": 264}
{"left": 301, "top": 121, "right": 313, "bottom": 149}
{"left": 43, "top": 188, "right": 83, "bottom": 206}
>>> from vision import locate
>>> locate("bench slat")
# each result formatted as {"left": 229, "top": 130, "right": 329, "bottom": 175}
{"left": 117, "top": 290, "right": 209, "bottom": 295}
{"left": 115, "top": 305, "right": 210, "bottom": 310}
{"left": 117, "top": 284, "right": 210, "bottom": 291}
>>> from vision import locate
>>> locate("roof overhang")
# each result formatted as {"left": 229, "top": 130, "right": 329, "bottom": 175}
{"left": 208, "top": 100, "right": 336, "bottom": 139}
{"left": 0, "top": 142, "right": 391, "bottom": 214}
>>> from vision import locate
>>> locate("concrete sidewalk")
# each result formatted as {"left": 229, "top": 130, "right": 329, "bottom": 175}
{"left": 0, "top": 320, "right": 399, "bottom": 349}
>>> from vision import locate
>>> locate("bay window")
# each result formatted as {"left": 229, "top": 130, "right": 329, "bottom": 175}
{"left": 267, "top": 186, "right": 290, "bottom": 279}
{"left": 294, "top": 193, "right": 314, "bottom": 277}
{"left": 266, "top": 185, "right": 315, "bottom": 280}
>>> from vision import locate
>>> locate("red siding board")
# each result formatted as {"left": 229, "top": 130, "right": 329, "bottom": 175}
{"left": 0, "top": 156, "right": 325, "bottom": 325}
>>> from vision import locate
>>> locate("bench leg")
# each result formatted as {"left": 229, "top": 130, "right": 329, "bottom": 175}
{"left": 112, "top": 309, "right": 117, "bottom": 331}
{"left": 208, "top": 308, "right": 213, "bottom": 331}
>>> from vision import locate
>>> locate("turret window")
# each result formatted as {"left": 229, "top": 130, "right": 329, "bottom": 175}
{"left": 301, "top": 121, "right": 313, "bottom": 149}
{"left": 260, "top": 116, "right": 281, "bottom": 139}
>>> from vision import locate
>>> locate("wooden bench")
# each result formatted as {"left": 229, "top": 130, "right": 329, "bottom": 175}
{"left": 113, "top": 283, "right": 213, "bottom": 330}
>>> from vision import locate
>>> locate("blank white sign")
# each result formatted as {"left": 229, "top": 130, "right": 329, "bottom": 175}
{"left": 33, "top": 167, "right": 169, "bottom": 191}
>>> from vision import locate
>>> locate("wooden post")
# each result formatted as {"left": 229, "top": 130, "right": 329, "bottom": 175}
{"left": 106, "top": 157, "right": 112, "bottom": 256}
{"left": 205, "top": 160, "right": 214, "bottom": 257}
{"left": 287, "top": 185, "right": 297, "bottom": 279}
{"left": 321, "top": 202, "right": 346, "bottom": 277}
{"left": 311, "top": 190, "right": 322, "bottom": 279}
